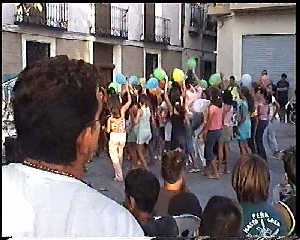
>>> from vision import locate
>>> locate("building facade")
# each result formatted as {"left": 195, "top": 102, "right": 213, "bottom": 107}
{"left": 2, "top": 3, "right": 216, "bottom": 87}
{"left": 208, "top": 3, "right": 296, "bottom": 90}
{"left": 182, "top": 3, "right": 217, "bottom": 80}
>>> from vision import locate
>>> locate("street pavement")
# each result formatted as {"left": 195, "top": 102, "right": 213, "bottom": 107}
{"left": 83, "top": 121, "right": 296, "bottom": 209}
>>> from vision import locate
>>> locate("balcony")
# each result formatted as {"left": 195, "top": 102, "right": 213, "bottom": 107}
{"left": 141, "top": 15, "right": 170, "bottom": 45}
{"left": 91, "top": 5, "right": 128, "bottom": 39}
{"left": 155, "top": 16, "right": 170, "bottom": 44}
{"left": 207, "top": 3, "right": 231, "bottom": 16}
{"left": 189, "top": 4, "right": 205, "bottom": 36}
{"left": 230, "top": 3, "right": 296, "bottom": 11}
{"left": 14, "top": 3, "right": 68, "bottom": 30}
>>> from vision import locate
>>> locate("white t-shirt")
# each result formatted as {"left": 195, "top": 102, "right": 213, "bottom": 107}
{"left": 2, "top": 163, "right": 144, "bottom": 238}
{"left": 269, "top": 95, "right": 277, "bottom": 119}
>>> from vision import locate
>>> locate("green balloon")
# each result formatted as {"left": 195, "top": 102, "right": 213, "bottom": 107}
{"left": 187, "top": 58, "right": 197, "bottom": 70}
{"left": 209, "top": 73, "right": 222, "bottom": 86}
{"left": 153, "top": 68, "right": 166, "bottom": 81}
{"left": 198, "top": 79, "right": 208, "bottom": 89}
{"left": 108, "top": 82, "right": 119, "bottom": 92}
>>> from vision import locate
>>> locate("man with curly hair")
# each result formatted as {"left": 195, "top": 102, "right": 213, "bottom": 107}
{"left": 2, "top": 56, "right": 144, "bottom": 237}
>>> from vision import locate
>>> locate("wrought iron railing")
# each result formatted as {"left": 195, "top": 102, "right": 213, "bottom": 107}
{"left": 190, "top": 3, "right": 204, "bottom": 30}
{"left": 14, "top": 3, "right": 68, "bottom": 30}
{"left": 155, "top": 16, "right": 170, "bottom": 44}
{"left": 92, "top": 5, "right": 128, "bottom": 39}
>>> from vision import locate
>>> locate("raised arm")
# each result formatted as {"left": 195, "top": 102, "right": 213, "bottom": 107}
{"left": 106, "top": 117, "right": 111, "bottom": 133}
{"left": 121, "top": 84, "right": 132, "bottom": 117}
{"left": 164, "top": 79, "right": 173, "bottom": 115}
{"left": 134, "top": 108, "right": 142, "bottom": 125}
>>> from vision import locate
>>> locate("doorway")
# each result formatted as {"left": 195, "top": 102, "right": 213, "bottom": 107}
{"left": 145, "top": 53, "right": 158, "bottom": 80}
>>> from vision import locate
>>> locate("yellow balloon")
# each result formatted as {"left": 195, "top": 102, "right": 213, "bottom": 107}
{"left": 139, "top": 77, "right": 146, "bottom": 86}
{"left": 173, "top": 68, "right": 185, "bottom": 83}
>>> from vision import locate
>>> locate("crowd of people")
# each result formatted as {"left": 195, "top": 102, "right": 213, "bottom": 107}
{"left": 2, "top": 56, "right": 296, "bottom": 238}
{"left": 98, "top": 67, "right": 291, "bottom": 181}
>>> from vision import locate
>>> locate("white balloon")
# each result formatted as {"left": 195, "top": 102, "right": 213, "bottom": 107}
{"left": 191, "top": 99, "right": 211, "bottom": 113}
{"left": 241, "top": 74, "right": 252, "bottom": 88}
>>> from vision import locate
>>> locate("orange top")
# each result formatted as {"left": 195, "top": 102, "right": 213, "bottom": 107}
{"left": 207, "top": 105, "right": 223, "bottom": 131}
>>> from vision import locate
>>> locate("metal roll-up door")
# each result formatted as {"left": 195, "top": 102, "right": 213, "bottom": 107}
{"left": 242, "top": 34, "right": 296, "bottom": 90}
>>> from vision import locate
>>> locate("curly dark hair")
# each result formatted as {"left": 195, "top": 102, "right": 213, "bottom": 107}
{"left": 12, "top": 55, "right": 100, "bottom": 165}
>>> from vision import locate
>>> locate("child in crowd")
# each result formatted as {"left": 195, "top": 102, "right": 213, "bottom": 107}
{"left": 218, "top": 89, "right": 234, "bottom": 174}
{"left": 135, "top": 94, "right": 152, "bottom": 169}
{"left": 107, "top": 84, "right": 132, "bottom": 182}
{"left": 199, "top": 195, "right": 242, "bottom": 239}
{"left": 232, "top": 154, "right": 288, "bottom": 237}
{"left": 126, "top": 101, "right": 139, "bottom": 169}
{"left": 154, "top": 149, "right": 187, "bottom": 216}
{"left": 203, "top": 87, "right": 223, "bottom": 179}
{"left": 255, "top": 88, "right": 270, "bottom": 160}
{"left": 236, "top": 87, "right": 252, "bottom": 156}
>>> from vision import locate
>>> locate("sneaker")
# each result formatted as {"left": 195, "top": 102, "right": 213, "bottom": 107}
{"left": 188, "top": 168, "right": 200, "bottom": 173}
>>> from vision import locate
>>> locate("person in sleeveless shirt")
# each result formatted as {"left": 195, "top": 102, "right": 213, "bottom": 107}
{"left": 255, "top": 88, "right": 269, "bottom": 161}
{"left": 134, "top": 94, "right": 152, "bottom": 169}
{"left": 107, "top": 84, "right": 132, "bottom": 182}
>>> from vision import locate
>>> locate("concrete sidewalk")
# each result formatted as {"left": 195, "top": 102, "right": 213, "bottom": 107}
{"left": 83, "top": 122, "right": 296, "bottom": 208}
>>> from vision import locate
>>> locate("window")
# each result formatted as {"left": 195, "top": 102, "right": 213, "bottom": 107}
{"left": 203, "top": 61, "right": 212, "bottom": 80}
{"left": 26, "top": 41, "right": 50, "bottom": 67}
{"left": 145, "top": 53, "right": 158, "bottom": 80}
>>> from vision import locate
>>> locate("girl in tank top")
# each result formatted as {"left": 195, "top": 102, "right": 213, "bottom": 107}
{"left": 107, "top": 84, "right": 132, "bottom": 182}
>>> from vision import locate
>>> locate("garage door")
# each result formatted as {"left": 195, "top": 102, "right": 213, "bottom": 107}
{"left": 242, "top": 34, "right": 296, "bottom": 90}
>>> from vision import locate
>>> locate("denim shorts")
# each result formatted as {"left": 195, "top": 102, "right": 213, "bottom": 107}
{"left": 204, "top": 129, "right": 222, "bottom": 163}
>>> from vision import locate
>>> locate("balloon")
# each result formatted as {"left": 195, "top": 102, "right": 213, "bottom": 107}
{"left": 145, "top": 78, "right": 159, "bottom": 89}
{"left": 115, "top": 73, "right": 127, "bottom": 85}
{"left": 139, "top": 77, "right": 146, "bottom": 87}
{"left": 187, "top": 58, "right": 197, "bottom": 70}
{"left": 108, "top": 82, "right": 119, "bottom": 92}
{"left": 153, "top": 68, "right": 166, "bottom": 81}
{"left": 191, "top": 99, "right": 211, "bottom": 113}
{"left": 209, "top": 73, "right": 222, "bottom": 86}
{"left": 129, "top": 75, "right": 140, "bottom": 85}
{"left": 231, "top": 86, "right": 240, "bottom": 101}
{"left": 241, "top": 74, "right": 252, "bottom": 88}
{"left": 173, "top": 68, "right": 185, "bottom": 83}
{"left": 198, "top": 79, "right": 208, "bottom": 89}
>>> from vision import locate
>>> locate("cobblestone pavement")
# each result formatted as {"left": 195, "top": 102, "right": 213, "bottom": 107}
{"left": 83, "top": 121, "right": 296, "bottom": 208}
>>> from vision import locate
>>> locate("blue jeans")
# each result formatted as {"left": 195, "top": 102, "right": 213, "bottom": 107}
{"left": 204, "top": 129, "right": 222, "bottom": 164}
{"left": 255, "top": 120, "right": 268, "bottom": 160}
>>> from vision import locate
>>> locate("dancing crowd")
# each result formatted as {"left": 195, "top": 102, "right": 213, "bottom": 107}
{"left": 98, "top": 68, "right": 290, "bottom": 182}
{"left": 2, "top": 56, "right": 296, "bottom": 238}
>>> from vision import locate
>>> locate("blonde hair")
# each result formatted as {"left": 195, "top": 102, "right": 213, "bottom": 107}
{"left": 232, "top": 154, "right": 270, "bottom": 203}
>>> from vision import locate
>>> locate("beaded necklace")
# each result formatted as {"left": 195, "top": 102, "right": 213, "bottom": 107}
{"left": 23, "top": 159, "right": 78, "bottom": 180}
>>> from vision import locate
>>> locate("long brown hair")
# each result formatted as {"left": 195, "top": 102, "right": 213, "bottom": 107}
{"left": 232, "top": 154, "right": 270, "bottom": 203}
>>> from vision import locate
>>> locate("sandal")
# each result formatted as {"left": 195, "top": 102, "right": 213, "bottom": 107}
{"left": 207, "top": 174, "right": 220, "bottom": 179}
